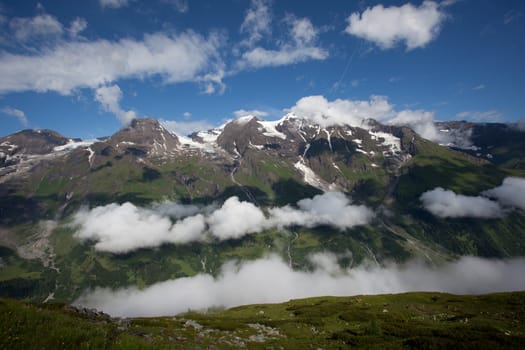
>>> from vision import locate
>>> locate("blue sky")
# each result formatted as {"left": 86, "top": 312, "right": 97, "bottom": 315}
{"left": 0, "top": 0, "right": 524, "bottom": 139}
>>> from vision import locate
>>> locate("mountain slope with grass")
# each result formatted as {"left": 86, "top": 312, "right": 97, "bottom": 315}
{"left": 0, "top": 116, "right": 524, "bottom": 305}
{"left": 1, "top": 291, "right": 524, "bottom": 349}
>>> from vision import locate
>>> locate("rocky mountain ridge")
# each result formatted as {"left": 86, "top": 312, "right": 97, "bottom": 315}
{"left": 1, "top": 115, "right": 522, "bottom": 210}
{"left": 1, "top": 114, "right": 416, "bottom": 199}
{"left": 1, "top": 114, "right": 525, "bottom": 304}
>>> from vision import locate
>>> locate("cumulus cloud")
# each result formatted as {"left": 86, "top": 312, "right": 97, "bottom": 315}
{"left": 72, "top": 202, "right": 206, "bottom": 252}
{"left": 388, "top": 109, "right": 452, "bottom": 144}
{"left": 75, "top": 254, "right": 525, "bottom": 317}
{"left": 9, "top": 14, "right": 63, "bottom": 41}
{"left": 94, "top": 85, "right": 137, "bottom": 125}
{"left": 483, "top": 177, "right": 525, "bottom": 210}
{"left": 421, "top": 177, "right": 525, "bottom": 218}
{"left": 0, "top": 31, "right": 223, "bottom": 95}
{"left": 269, "top": 192, "right": 373, "bottom": 230}
{"left": 420, "top": 188, "right": 503, "bottom": 218}
{"left": 160, "top": 119, "right": 214, "bottom": 136}
{"left": 99, "top": 0, "right": 129, "bottom": 9}
{"left": 207, "top": 197, "right": 267, "bottom": 240}
{"left": 345, "top": 1, "right": 446, "bottom": 50}
{"left": 72, "top": 192, "right": 373, "bottom": 253}
{"left": 1, "top": 106, "right": 28, "bottom": 126}
{"left": 289, "top": 95, "right": 393, "bottom": 128}
{"left": 233, "top": 109, "right": 268, "bottom": 119}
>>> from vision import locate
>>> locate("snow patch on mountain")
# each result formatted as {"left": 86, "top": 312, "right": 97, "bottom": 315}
{"left": 294, "top": 159, "right": 325, "bottom": 190}
{"left": 235, "top": 115, "right": 256, "bottom": 125}
{"left": 178, "top": 135, "right": 217, "bottom": 153}
{"left": 369, "top": 131, "right": 401, "bottom": 153}
{"left": 196, "top": 128, "right": 222, "bottom": 144}
{"left": 258, "top": 120, "right": 287, "bottom": 139}
{"left": 294, "top": 158, "right": 339, "bottom": 191}
{"left": 53, "top": 139, "right": 95, "bottom": 152}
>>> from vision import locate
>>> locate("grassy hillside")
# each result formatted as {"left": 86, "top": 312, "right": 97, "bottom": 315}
{"left": 1, "top": 291, "right": 524, "bottom": 349}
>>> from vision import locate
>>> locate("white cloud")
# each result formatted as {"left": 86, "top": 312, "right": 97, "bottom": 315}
{"left": 288, "top": 95, "right": 393, "bottom": 128}
{"left": 199, "top": 68, "right": 226, "bottom": 95}
{"left": 483, "top": 177, "right": 525, "bottom": 210}
{"left": 233, "top": 109, "right": 268, "bottom": 118}
{"left": 345, "top": 1, "right": 446, "bottom": 50}
{"left": 94, "top": 84, "right": 137, "bottom": 125}
{"left": 1, "top": 106, "right": 28, "bottom": 126}
{"left": 456, "top": 110, "right": 503, "bottom": 122}
{"left": 420, "top": 188, "right": 503, "bottom": 218}
{"left": 160, "top": 119, "right": 214, "bottom": 136}
{"left": 207, "top": 197, "right": 267, "bottom": 240}
{"left": 269, "top": 192, "right": 373, "bottom": 230}
{"left": 289, "top": 17, "right": 318, "bottom": 46}
{"left": 422, "top": 177, "right": 525, "bottom": 219}
{"left": 472, "top": 84, "right": 485, "bottom": 91}
{"left": 238, "top": 45, "right": 328, "bottom": 69}
{"left": 9, "top": 14, "right": 63, "bottom": 41}
{"left": 75, "top": 254, "right": 525, "bottom": 317}
{"left": 237, "top": 4, "right": 327, "bottom": 70}
{"left": 68, "top": 17, "right": 88, "bottom": 38}
{"left": 240, "top": 0, "right": 272, "bottom": 47}
{"left": 72, "top": 202, "right": 206, "bottom": 253}
{"left": 0, "top": 31, "right": 223, "bottom": 95}
{"left": 388, "top": 109, "right": 447, "bottom": 143}
{"left": 99, "top": 0, "right": 129, "bottom": 9}
{"left": 72, "top": 192, "right": 373, "bottom": 253}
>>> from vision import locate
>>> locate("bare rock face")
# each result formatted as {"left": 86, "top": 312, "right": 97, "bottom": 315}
{"left": 0, "top": 129, "right": 71, "bottom": 179}
{"left": 217, "top": 116, "right": 269, "bottom": 155}
{"left": 107, "top": 118, "right": 180, "bottom": 157}
{"left": 0, "top": 129, "right": 69, "bottom": 158}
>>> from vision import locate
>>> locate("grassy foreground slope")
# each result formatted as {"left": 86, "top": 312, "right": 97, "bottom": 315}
{"left": 1, "top": 291, "right": 524, "bottom": 349}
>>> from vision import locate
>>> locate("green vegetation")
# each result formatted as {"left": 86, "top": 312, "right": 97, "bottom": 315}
{"left": 1, "top": 291, "right": 524, "bottom": 349}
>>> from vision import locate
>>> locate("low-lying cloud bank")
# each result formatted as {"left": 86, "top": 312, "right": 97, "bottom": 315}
{"left": 421, "top": 177, "right": 525, "bottom": 218}
{"left": 72, "top": 192, "right": 373, "bottom": 253}
{"left": 75, "top": 254, "right": 525, "bottom": 317}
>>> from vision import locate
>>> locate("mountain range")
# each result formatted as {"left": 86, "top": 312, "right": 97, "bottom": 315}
{"left": 0, "top": 114, "right": 524, "bottom": 305}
